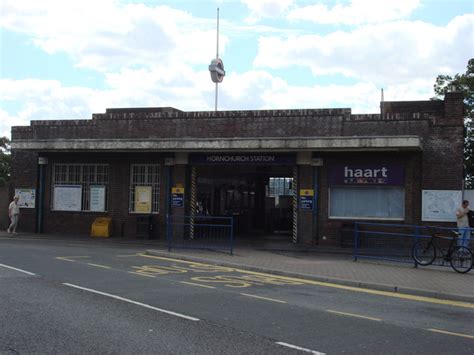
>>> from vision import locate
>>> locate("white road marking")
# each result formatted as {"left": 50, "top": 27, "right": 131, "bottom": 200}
{"left": 87, "top": 263, "right": 111, "bottom": 269}
{"left": 181, "top": 281, "right": 216, "bottom": 289}
{"left": 428, "top": 328, "right": 474, "bottom": 339}
{"left": 276, "top": 342, "right": 325, "bottom": 354}
{"left": 63, "top": 283, "right": 200, "bottom": 322}
{"left": 326, "top": 309, "right": 381, "bottom": 322}
{"left": 241, "top": 293, "right": 287, "bottom": 304}
{"left": 0, "top": 263, "right": 36, "bottom": 276}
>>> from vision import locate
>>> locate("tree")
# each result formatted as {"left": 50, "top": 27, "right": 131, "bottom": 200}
{"left": 433, "top": 58, "right": 474, "bottom": 189}
{"left": 0, "top": 136, "right": 11, "bottom": 187}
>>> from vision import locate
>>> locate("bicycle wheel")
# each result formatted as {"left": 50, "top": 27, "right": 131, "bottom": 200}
{"left": 412, "top": 240, "right": 436, "bottom": 266}
{"left": 450, "top": 247, "right": 473, "bottom": 273}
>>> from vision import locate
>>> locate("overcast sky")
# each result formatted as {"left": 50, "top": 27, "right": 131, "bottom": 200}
{"left": 1, "top": 0, "right": 473, "bottom": 138}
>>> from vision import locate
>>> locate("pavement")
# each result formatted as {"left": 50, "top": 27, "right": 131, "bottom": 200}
{"left": 1, "top": 231, "right": 473, "bottom": 303}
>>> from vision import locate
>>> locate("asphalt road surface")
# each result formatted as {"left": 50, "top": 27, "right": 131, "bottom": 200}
{"left": 1, "top": 237, "right": 473, "bottom": 354}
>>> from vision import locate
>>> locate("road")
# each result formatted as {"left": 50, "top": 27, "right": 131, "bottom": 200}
{"left": 1, "top": 237, "right": 473, "bottom": 354}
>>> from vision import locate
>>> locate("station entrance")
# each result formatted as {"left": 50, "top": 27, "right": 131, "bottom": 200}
{"left": 194, "top": 165, "right": 295, "bottom": 240}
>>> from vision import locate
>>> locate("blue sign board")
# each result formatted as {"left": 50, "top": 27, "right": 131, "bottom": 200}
{"left": 299, "top": 195, "right": 313, "bottom": 211}
{"left": 189, "top": 153, "right": 296, "bottom": 165}
{"left": 171, "top": 187, "right": 184, "bottom": 208}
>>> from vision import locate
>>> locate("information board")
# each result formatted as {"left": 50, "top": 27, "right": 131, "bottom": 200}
{"left": 135, "top": 186, "right": 152, "bottom": 213}
{"left": 422, "top": 190, "right": 462, "bottom": 222}
{"left": 15, "top": 188, "right": 36, "bottom": 208}
{"left": 172, "top": 187, "right": 184, "bottom": 208}
{"left": 299, "top": 189, "right": 314, "bottom": 211}
{"left": 53, "top": 185, "right": 82, "bottom": 211}
{"left": 90, "top": 186, "right": 106, "bottom": 212}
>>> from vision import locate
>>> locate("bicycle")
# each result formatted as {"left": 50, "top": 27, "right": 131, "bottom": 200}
{"left": 412, "top": 230, "right": 473, "bottom": 273}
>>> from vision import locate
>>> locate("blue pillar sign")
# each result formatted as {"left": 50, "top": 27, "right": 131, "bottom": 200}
{"left": 299, "top": 189, "right": 314, "bottom": 211}
{"left": 172, "top": 187, "right": 185, "bottom": 208}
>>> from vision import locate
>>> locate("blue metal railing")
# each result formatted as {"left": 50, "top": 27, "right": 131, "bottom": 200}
{"left": 353, "top": 222, "right": 473, "bottom": 268}
{"left": 166, "top": 214, "right": 234, "bottom": 255}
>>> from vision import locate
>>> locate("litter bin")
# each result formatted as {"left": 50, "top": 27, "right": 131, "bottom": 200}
{"left": 91, "top": 217, "right": 113, "bottom": 238}
{"left": 136, "top": 215, "right": 155, "bottom": 239}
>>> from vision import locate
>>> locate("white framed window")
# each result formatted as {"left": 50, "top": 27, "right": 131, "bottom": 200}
{"left": 268, "top": 177, "right": 294, "bottom": 197}
{"left": 329, "top": 186, "right": 405, "bottom": 220}
{"left": 52, "top": 164, "right": 109, "bottom": 212}
{"left": 129, "top": 164, "right": 161, "bottom": 213}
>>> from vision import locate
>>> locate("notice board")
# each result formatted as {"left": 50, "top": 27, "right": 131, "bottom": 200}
{"left": 422, "top": 190, "right": 462, "bottom": 222}
{"left": 53, "top": 185, "right": 82, "bottom": 211}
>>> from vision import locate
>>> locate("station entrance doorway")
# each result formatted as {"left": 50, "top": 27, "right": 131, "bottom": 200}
{"left": 195, "top": 165, "right": 295, "bottom": 240}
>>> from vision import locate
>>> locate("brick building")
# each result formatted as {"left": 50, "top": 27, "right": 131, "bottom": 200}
{"left": 9, "top": 92, "right": 464, "bottom": 245}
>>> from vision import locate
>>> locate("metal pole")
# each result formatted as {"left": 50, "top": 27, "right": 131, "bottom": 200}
{"left": 354, "top": 222, "right": 359, "bottom": 261}
{"left": 292, "top": 165, "right": 298, "bottom": 243}
{"left": 37, "top": 164, "right": 44, "bottom": 233}
{"left": 215, "top": 8, "right": 220, "bottom": 112}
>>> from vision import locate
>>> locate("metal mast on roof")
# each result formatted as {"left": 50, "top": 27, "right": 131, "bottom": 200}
{"left": 208, "top": 8, "right": 225, "bottom": 112}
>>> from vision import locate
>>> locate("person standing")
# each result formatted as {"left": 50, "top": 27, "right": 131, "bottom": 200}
{"left": 7, "top": 195, "right": 20, "bottom": 235}
{"left": 456, "top": 200, "right": 471, "bottom": 248}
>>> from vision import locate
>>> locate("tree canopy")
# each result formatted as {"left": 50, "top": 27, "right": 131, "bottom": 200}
{"left": 0, "top": 137, "right": 11, "bottom": 187}
{"left": 433, "top": 58, "right": 474, "bottom": 189}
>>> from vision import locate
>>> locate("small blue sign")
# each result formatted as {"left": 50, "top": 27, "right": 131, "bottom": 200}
{"left": 172, "top": 193, "right": 184, "bottom": 208}
{"left": 299, "top": 195, "right": 313, "bottom": 211}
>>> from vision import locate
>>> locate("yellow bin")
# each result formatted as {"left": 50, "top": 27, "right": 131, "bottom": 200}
{"left": 91, "top": 217, "right": 113, "bottom": 238}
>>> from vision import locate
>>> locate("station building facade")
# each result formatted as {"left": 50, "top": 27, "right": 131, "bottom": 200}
{"left": 10, "top": 92, "right": 464, "bottom": 245}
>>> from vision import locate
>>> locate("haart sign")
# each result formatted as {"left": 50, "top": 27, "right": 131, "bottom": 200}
{"left": 329, "top": 165, "right": 404, "bottom": 186}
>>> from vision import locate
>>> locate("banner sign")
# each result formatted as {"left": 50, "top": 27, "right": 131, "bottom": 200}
{"left": 15, "top": 188, "right": 36, "bottom": 208}
{"left": 189, "top": 153, "right": 296, "bottom": 165}
{"left": 171, "top": 187, "right": 184, "bottom": 208}
{"left": 135, "top": 186, "right": 152, "bottom": 213}
{"left": 329, "top": 165, "right": 404, "bottom": 186}
{"left": 299, "top": 189, "right": 314, "bottom": 211}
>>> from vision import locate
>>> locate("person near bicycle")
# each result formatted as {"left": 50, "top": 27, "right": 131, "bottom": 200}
{"left": 456, "top": 200, "right": 471, "bottom": 248}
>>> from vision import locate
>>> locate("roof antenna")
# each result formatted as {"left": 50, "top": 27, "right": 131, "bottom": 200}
{"left": 208, "top": 8, "right": 226, "bottom": 112}
{"left": 380, "top": 88, "right": 385, "bottom": 115}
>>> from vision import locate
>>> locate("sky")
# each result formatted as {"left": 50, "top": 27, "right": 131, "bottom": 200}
{"left": 0, "top": 0, "right": 473, "bottom": 138}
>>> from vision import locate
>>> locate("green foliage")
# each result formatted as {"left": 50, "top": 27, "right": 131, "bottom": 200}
{"left": 433, "top": 58, "right": 474, "bottom": 188}
{"left": 0, "top": 137, "right": 11, "bottom": 187}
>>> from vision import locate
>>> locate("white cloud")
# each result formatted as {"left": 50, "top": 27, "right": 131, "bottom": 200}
{"left": 254, "top": 14, "right": 474, "bottom": 85}
{"left": 241, "top": 0, "right": 294, "bottom": 23}
{"left": 0, "top": 0, "right": 223, "bottom": 73}
{"left": 288, "top": 0, "right": 420, "bottom": 25}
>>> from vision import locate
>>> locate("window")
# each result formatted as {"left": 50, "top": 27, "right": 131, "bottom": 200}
{"left": 268, "top": 177, "right": 294, "bottom": 197}
{"left": 52, "top": 164, "right": 109, "bottom": 211}
{"left": 129, "top": 164, "right": 161, "bottom": 213}
{"left": 329, "top": 186, "right": 404, "bottom": 219}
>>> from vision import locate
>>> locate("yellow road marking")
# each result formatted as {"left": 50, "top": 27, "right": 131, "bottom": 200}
{"left": 241, "top": 293, "right": 287, "bottom": 304}
{"left": 428, "top": 329, "right": 474, "bottom": 339}
{"left": 326, "top": 309, "right": 381, "bottom": 322}
{"left": 180, "top": 281, "right": 216, "bottom": 289}
{"left": 128, "top": 271, "right": 156, "bottom": 278}
{"left": 139, "top": 253, "right": 474, "bottom": 309}
{"left": 56, "top": 256, "right": 90, "bottom": 262}
{"left": 87, "top": 263, "right": 111, "bottom": 269}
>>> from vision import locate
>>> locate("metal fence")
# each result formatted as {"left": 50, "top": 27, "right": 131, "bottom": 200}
{"left": 166, "top": 215, "right": 234, "bottom": 255}
{"left": 353, "top": 222, "right": 473, "bottom": 268}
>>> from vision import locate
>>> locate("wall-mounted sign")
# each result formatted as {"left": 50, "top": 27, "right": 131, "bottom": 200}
{"left": 329, "top": 165, "right": 404, "bottom": 186}
{"left": 172, "top": 187, "right": 185, "bottom": 208}
{"left": 189, "top": 153, "right": 296, "bottom": 165}
{"left": 15, "top": 188, "right": 36, "bottom": 208}
{"left": 135, "top": 186, "right": 152, "bottom": 213}
{"left": 422, "top": 190, "right": 461, "bottom": 222}
{"left": 53, "top": 185, "right": 82, "bottom": 211}
{"left": 299, "top": 189, "right": 314, "bottom": 211}
{"left": 90, "top": 185, "right": 106, "bottom": 212}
